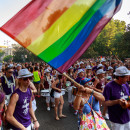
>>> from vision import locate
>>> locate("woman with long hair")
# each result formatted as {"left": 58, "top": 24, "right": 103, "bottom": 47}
{"left": 52, "top": 74, "right": 66, "bottom": 120}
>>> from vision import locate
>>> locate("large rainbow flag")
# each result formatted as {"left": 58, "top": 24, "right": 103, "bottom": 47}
{"left": 0, "top": 0, "right": 122, "bottom": 73}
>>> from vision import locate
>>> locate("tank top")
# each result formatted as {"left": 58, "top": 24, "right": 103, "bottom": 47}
{"left": 55, "top": 80, "right": 62, "bottom": 93}
{"left": 9, "top": 88, "right": 32, "bottom": 130}
{"left": 44, "top": 76, "right": 52, "bottom": 89}
{"left": 33, "top": 71, "right": 40, "bottom": 82}
{"left": 1, "top": 75, "right": 15, "bottom": 95}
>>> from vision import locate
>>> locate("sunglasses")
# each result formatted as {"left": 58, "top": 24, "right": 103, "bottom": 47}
{"left": 8, "top": 71, "right": 13, "bottom": 74}
{"left": 22, "top": 77, "right": 32, "bottom": 81}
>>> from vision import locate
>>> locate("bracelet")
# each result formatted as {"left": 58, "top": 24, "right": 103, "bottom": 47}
{"left": 91, "top": 90, "right": 94, "bottom": 95}
{"left": 33, "top": 120, "right": 37, "bottom": 123}
{"left": 76, "top": 94, "right": 82, "bottom": 97}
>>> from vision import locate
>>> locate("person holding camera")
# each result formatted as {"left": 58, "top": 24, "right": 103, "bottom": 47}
{"left": 103, "top": 66, "right": 130, "bottom": 130}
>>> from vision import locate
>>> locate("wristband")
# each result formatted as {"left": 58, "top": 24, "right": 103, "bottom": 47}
{"left": 76, "top": 94, "right": 82, "bottom": 97}
{"left": 91, "top": 90, "right": 94, "bottom": 95}
{"left": 33, "top": 120, "right": 37, "bottom": 123}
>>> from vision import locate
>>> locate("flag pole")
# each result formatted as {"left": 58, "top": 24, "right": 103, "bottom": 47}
{"left": 62, "top": 72, "right": 82, "bottom": 88}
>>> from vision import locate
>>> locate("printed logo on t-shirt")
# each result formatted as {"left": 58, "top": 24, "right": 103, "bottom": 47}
{"left": 22, "top": 97, "right": 29, "bottom": 115}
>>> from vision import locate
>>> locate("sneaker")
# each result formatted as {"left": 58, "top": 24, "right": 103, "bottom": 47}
{"left": 51, "top": 104, "right": 55, "bottom": 108}
{"left": 47, "top": 107, "right": 50, "bottom": 111}
{"left": 103, "top": 114, "right": 109, "bottom": 120}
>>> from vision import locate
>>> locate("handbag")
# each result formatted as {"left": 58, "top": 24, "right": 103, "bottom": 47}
{"left": 79, "top": 96, "right": 110, "bottom": 130}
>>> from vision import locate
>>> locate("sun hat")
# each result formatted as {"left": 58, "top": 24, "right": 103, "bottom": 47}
{"left": 86, "top": 65, "right": 92, "bottom": 70}
{"left": 97, "top": 64, "right": 103, "bottom": 69}
{"left": 17, "top": 69, "right": 33, "bottom": 78}
{"left": 78, "top": 69, "right": 84, "bottom": 74}
{"left": 108, "top": 66, "right": 113, "bottom": 70}
{"left": 96, "top": 69, "right": 106, "bottom": 75}
{"left": 114, "top": 66, "right": 130, "bottom": 76}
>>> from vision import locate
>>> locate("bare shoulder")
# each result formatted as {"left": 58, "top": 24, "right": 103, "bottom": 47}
{"left": 10, "top": 93, "right": 19, "bottom": 103}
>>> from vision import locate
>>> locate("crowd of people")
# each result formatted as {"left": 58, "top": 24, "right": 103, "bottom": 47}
{"left": 0, "top": 56, "right": 130, "bottom": 130}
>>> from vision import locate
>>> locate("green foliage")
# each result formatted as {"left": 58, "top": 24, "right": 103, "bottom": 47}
{"left": 82, "top": 19, "right": 128, "bottom": 59}
{"left": 0, "top": 49, "right": 5, "bottom": 58}
{"left": 3, "top": 55, "right": 13, "bottom": 62}
{"left": 13, "top": 46, "right": 42, "bottom": 63}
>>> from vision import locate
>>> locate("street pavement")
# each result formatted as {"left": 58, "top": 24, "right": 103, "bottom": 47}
{"left": 35, "top": 94, "right": 111, "bottom": 130}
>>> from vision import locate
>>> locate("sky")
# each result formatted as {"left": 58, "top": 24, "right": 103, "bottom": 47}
{"left": 0, "top": 0, "right": 130, "bottom": 46}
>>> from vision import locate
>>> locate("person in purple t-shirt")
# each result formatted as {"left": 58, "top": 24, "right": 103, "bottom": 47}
{"left": 103, "top": 66, "right": 130, "bottom": 130}
{"left": 6, "top": 69, "right": 40, "bottom": 130}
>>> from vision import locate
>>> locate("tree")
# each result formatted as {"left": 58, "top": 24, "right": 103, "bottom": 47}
{"left": 3, "top": 55, "right": 13, "bottom": 62}
{"left": 81, "top": 19, "right": 126, "bottom": 58}
{"left": 13, "top": 46, "right": 42, "bottom": 63}
{"left": 0, "top": 49, "right": 5, "bottom": 58}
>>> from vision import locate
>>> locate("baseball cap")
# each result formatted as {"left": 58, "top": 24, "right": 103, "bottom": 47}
{"left": 80, "top": 78, "right": 93, "bottom": 85}
{"left": 114, "top": 66, "right": 130, "bottom": 76}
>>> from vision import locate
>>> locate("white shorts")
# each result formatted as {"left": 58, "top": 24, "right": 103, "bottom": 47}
{"left": 46, "top": 96, "right": 55, "bottom": 103}
{"left": 54, "top": 92, "right": 62, "bottom": 98}
{"left": 27, "top": 124, "right": 31, "bottom": 130}
{"left": 111, "top": 121, "right": 130, "bottom": 130}
{"left": 32, "top": 99, "right": 37, "bottom": 112}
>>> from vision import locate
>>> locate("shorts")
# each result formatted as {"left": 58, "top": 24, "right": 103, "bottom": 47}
{"left": 111, "top": 121, "right": 130, "bottom": 130}
{"left": 32, "top": 99, "right": 37, "bottom": 112}
{"left": 54, "top": 92, "right": 62, "bottom": 98}
{"left": 33, "top": 81, "right": 40, "bottom": 84}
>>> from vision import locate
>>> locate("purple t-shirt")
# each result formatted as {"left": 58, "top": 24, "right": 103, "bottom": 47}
{"left": 1, "top": 76, "right": 15, "bottom": 95}
{"left": 10, "top": 88, "right": 32, "bottom": 129}
{"left": 103, "top": 81, "right": 130, "bottom": 124}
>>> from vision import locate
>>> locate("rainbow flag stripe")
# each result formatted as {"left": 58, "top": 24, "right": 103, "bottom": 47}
{"left": 0, "top": 0, "right": 122, "bottom": 73}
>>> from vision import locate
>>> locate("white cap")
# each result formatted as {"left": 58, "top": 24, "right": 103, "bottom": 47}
{"left": 79, "top": 61, "right": 84, "bottom": 65}
{"left": 78, "top": 69, "right": 84, "bottom": 74}
{"left": 96, "top": 69, "right": 106, "bottom": 75}
{"left": 8, "top": 64, "right": 13, "bottom": 68}
{"left": 108, "top": 66, "right": 113, "bottom": 70}
{"left": 101, "top": 58, "right": 106, "bottom": 62}
{"left": 44, "top": 69, "right": 50, "bottom": 73}
{"left": 16, "top": 64, "right": 21, "bottom": 67}
{"left": 17, "top": 69, "right": 33, "bottom": 78}
{"left": 97, "top": 64, "right": 103, "bottom": 69}
{"left": 86, "top": 65, "right": 92, "bottom": 70}
{"left": 114, "top": 66, "right": 130, "bottom": 76}
{"left": 69, "top": 66, "right": 73, "bottom": 69}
